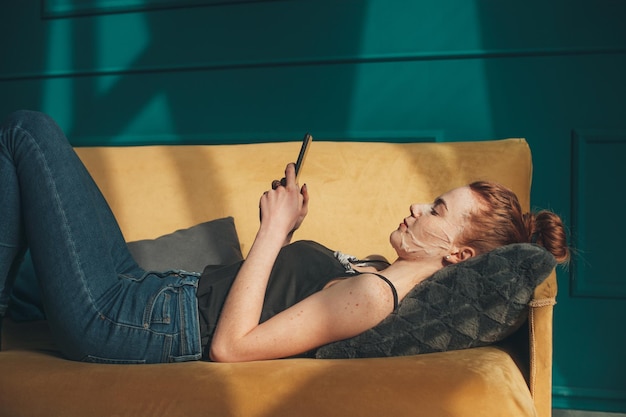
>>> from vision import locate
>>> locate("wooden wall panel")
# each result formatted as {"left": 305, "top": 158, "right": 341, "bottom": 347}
{"left": 571, "top": 131, "right": 626, "bottom": 298}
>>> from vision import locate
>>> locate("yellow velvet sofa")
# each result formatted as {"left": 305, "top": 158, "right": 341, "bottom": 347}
{"left": 0, "top": 138, "right": 556, "bottom": 417}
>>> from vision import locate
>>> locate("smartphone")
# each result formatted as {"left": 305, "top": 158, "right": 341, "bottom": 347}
{"left": 294, "top": 133, "right": 313, "bottom": 181}
{"left": 277, "top": 133, "right": 312, "bottom": 188}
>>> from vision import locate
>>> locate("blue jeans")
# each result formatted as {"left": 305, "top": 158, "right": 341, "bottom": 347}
{"left": 0, "top": 110, "right": 202, "bottom": 363}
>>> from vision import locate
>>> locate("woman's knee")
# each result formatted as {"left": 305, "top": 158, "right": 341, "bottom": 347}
{"left": 1, "top": 110, "right": 70, "bottom": 154}
{"left": 3, "top": 110, "right": 59, "bottom": 133}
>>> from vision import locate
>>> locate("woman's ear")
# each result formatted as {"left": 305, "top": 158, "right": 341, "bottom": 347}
{"left": 446, "top": 247, "right": 476, "bottom": 264}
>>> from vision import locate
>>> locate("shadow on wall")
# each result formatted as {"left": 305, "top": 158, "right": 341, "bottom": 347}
{"left": 5, "top": 0, "right": 371, "bottom": 328}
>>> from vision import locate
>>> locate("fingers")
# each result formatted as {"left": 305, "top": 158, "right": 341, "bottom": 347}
{"left": 272, "top": 163, "right": 297, "bottom": 189}
{"left": 272, "top": 180, "right": 308, "bottom": 197}
{"left": 300, "top": 183, "right": 309, "bottom": 205}
{"left": 259, "top": 164, "right": 309, "bottom": 235}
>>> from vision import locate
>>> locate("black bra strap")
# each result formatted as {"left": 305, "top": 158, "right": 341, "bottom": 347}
{"left": 370, "top": 273, "right": 399, "bottom": 311}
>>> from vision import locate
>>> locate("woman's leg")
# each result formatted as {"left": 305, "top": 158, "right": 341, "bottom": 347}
{"left": 0, "top": 111, "right": 201, "bottom": 362}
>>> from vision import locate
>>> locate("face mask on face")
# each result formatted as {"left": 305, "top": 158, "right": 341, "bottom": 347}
{"left": 399, "top": 204, "right": 466, "bottom": 258}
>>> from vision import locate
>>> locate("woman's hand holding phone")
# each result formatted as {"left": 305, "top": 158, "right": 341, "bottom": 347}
{"left": 275, "top": 133, "right": 312, "bottom": 188}
{"left": 260, "top": 164, "right": 308, "bottom": 240}
{"left": 263, "top": 134, "right": 312, "bottom": 243}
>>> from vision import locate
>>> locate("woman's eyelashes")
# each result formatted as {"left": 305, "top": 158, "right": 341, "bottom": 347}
{"left": 430, "top": 198, "right": 448, "bottom": 216}
{"left": 410, "top": 200, "right": 443, "bottom": 218}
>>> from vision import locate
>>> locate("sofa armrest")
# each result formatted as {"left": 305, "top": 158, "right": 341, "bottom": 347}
{"left": 529, "top": 269, "right": 558, "bottom": 417}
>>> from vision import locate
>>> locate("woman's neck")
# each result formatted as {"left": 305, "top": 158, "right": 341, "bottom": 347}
{"left": 379, "top": 258, "right": 444, "bottom": 301}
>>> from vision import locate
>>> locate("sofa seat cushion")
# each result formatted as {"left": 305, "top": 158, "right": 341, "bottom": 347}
{"left": 0, "top": 319, "right": 535, "bottom": 417}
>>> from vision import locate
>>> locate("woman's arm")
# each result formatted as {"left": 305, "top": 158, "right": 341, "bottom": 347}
{"left": 209, "top": 164, "right": 393, "bottom": 362}
{"left": 209, "top": 164, "right": 302, "bottom": 359}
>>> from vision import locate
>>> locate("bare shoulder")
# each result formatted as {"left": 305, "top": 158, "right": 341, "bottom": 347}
{"left": 325, "top": 273, "right": 396, "bottom": 316}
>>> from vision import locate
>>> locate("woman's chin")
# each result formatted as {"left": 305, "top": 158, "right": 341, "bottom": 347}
{"left": 389, "top": 232, "right": 402, "bottom": 253}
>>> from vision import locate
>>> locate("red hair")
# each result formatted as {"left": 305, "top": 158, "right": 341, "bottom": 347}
{"left": 457, "top": 181, "right": 569, "bottom": 264}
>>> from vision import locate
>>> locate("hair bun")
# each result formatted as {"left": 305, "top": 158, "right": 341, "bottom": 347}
{"left": 532, "top": 211, "right": 569, "bottom": 264}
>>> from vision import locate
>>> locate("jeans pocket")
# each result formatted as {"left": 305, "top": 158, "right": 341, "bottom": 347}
{"left": 143, "top": 287, "right": 175, "bottom": 329}
{"left": 83, "top": 355, "right": 147, "bottom": 365}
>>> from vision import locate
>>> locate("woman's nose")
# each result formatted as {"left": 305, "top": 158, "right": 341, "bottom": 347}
{"left": 410, "top": 203, "right": 431, "bottom": 218}
{"left": 410, "top": 204, "right": 422, "bottom": 218}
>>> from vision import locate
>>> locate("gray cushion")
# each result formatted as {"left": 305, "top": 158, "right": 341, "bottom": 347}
{"left": 316, "top": 243, "right": 556, "bottom": 359}
{"left": 127, "top": 217, "right": 243, "bottom": 272}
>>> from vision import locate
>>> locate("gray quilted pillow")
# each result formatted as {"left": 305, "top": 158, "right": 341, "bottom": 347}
{"left": 316, "top": 243, "right": 556, "bottom": 359}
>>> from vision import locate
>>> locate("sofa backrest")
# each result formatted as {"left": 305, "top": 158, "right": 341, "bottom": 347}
{"left": 76, "top": 138, "right": 531, "bottom": 254}
{"left": 75, "top": 138, "right": 545, "bottom": 293}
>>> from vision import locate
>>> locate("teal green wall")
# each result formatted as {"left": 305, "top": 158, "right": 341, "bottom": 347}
{"left": 1, "top": 0, "right": 625, "bottom": 411}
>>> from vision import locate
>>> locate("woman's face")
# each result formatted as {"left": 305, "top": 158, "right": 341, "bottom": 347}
{"left": 390, "top": 186, "right": 479, "bottom": 261}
